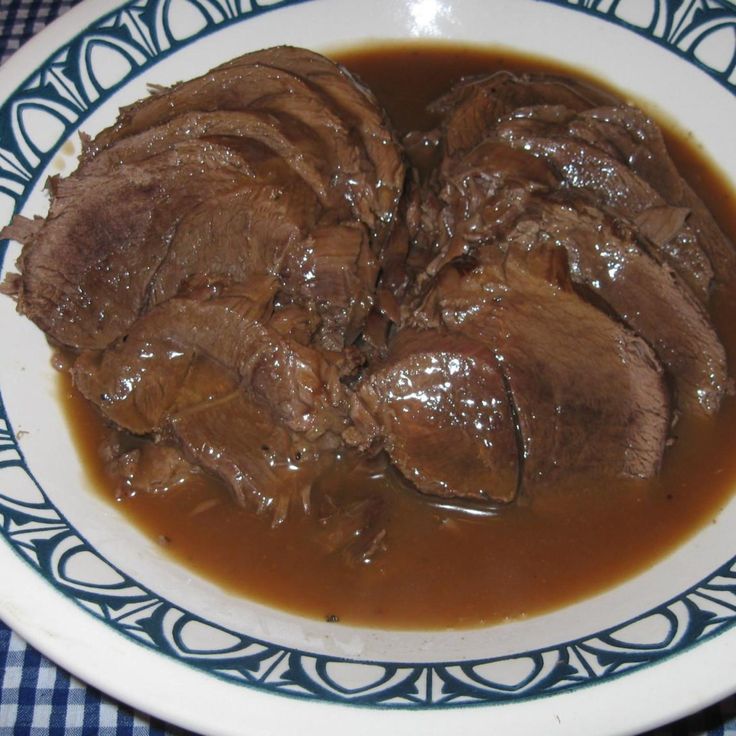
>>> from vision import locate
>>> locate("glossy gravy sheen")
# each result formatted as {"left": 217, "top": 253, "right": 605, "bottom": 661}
{"left": 60, "top": 45, "right": 736, "bottom": 629}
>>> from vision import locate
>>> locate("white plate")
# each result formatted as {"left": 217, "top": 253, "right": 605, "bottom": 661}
{"left": 1, "top": 1, "right": 736, "bottom": 734}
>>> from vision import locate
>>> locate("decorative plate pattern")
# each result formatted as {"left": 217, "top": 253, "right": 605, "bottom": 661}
{"left": 1, "top": 0, "right": 736, "bottom": 709}
{"left": 550, "top": 0, "right": 736, "bottom": 90}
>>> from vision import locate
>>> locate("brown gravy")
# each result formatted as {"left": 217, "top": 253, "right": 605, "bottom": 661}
{"left": 59, "top": 44, "right": 736, "bottom": 629}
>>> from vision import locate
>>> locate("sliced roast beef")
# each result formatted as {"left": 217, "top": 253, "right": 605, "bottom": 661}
{"left": 7, "top": 114, "right": 382, "bottom": 353}
{"left": 572, "top": 105, "right": 736, "bottom": 285}
{"left": 88, "top": 64, "right": 363, "bottom": 211}
{"left": 430, "top": 70, "right": 619, "bottom": 158}
{"left": 494, "top": 106, "right": 715, "bottom": 298}
{"left": 97, "top": 358, "right": 329, "bottom": 516}
{"left": 420, "top": 78, "right": 731, "bottom": 416}
{"left": 427, "top": 71, "right": 727, "bottom": 298}
{"left": 426, "top": 245, "right": 672, "bottom": 485}
{"left": 152, "top": 152, "right": 379, "bottom": 351}
{"left": 499, "top": 196, "right": 729, "bottom": 415}
{"left": 4, "top": 142, "right": 251, "bottom": 350}
{"left": 4, "top": 51, "right": 733, "bottom": 529}
{"left": 82, "top": 109, "right": 343, "bottom": 215}
{"left": 87, "top": 46, "right": 404, "bottom": 243}
{"left": 356, "top": 329, "right": 520, "bottom": 505}
{"left": 220, "top": 46, "right": 405, "bottom": 238}
{"left": 72, "top": 283, "right": 349, "bottom": 511}
{"left": 72, "top": 284, "right": 350, "bottom": 441}
{"left": 72, "top": 311, "right": 243, "bottom": 437}
{"left": 146, "top": 175, "right": 318, "bottom": 307}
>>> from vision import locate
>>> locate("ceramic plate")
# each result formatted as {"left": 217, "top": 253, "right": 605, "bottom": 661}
{"left": 2, "top": 1, "right": 736, "bottom": 734}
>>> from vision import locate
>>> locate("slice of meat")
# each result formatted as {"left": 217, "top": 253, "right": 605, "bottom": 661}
{"left": 426, "top": 71, "right": 728, "bottom": 300}
{"left": 417, "top": 83, "right": 730, "bottom": 416}
{"left": 170, "top": 389, "right": 328, "bottom": 520}
{"left": 430, "top": 70, "right": 619, "bottom": 158}
{"left": 77, "top": 129, "right": 375, "bottom": 349}
{"left": 87, "top": 46, "right": 404, "bottom": 242}
{"left": 495, "top": 106, "right": 715, "bottom": 298}
{"left": 88, "top": 62, "right": 363, "bottom": 201}
{"left": 501, "top": 196, "right": 729, "bottom": 415}
{"left": 217, "top": 46, "right": 405, "bottom": 238}
{"left": 356, "top": 329, "right": 520, "bottom": 505}
{"left": 429, "top": 244, "right": 672, "bottom": 485}
{"left": 73, "top": 336, "right": 241, "bottom": 436}
{"left": 3, "top": 142, "right": 251, "bottom": 350}
{"left": 94, "top": 354, "right": 330, "bottom": 516}
{"left": 574, "top": 105, "right": 736, "bottom": 285}
{"left": 72, "top": 282, "right": 347, "bottom": 512}
{"left": 147, "top": 177, "right": 320, "bottom": 308}
{"left": 81, "top": 110, "right": 337, "bottom": 211}
{"left": 72, "top": 285, "right": 350, "bottom": 441}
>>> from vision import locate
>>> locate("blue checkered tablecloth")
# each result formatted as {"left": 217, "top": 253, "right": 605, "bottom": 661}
{"left": 0, "top": 1, "right": 735, "bottom": 734}
{"left": 0, "top": 620, "right": 189, "bottom": 735}
{"left": 0, "top": 0, "right": 78, "bottom": 64}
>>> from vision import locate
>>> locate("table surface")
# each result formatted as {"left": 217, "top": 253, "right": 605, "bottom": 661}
{"left": 0, "top": 1, "right": 735, "bottom": 734}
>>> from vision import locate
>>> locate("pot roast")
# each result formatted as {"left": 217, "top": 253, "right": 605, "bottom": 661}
{"left": 2, "top": 50, "right": 733, "bottom": 553}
